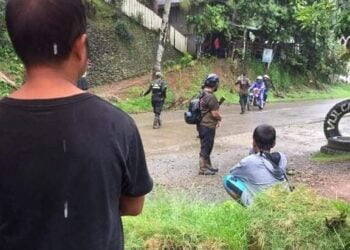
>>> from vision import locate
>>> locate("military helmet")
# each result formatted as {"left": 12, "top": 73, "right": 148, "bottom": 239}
{"left": 204, "top": 73, "right": 220, "bottom": 88}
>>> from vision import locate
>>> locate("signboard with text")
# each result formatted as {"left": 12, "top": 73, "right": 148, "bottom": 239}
{"left": 262, "top": 49, "right": 273, "bottom": 63}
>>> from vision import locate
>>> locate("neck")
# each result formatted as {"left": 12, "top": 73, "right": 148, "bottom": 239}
{"left": 204, "top": 87, "right": 213, "bottom": 93}
{"left": 259, "top": 149, "right": 271, "bottom": 154}
{"left": 10, "top": 66, "right": 84, "bottom": 100}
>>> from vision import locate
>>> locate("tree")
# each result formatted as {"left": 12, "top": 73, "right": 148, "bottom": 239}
{"left": 187, "top": 4, "right": 231, "bottom": 38}
{"left": 153, "top": 0, "right": 171, "bottom": 75}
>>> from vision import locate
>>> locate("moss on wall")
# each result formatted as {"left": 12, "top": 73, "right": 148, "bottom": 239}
{"left": 87, "top": 15, "right": 182, "bottom": 85}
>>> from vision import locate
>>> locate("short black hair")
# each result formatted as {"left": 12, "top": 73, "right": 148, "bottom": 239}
{"left": 6, "top": 0, "right": 87, "bottom": 67}
{"left": 253, "top": 124, "right": 276, "bottom": 150}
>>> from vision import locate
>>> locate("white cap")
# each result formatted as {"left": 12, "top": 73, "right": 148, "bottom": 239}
{"left": 257, "top": 75, "right": 263, "bottom": 80}
{"left": 263, "top": 74, "right": 269, "bottom": 79}
{"left": 155, "top": 72, "right": 162, "bottom": 77}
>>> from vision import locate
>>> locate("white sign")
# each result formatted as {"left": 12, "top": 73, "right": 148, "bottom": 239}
{"left": 262, "top": 49, "right": 273, "bottom": 63}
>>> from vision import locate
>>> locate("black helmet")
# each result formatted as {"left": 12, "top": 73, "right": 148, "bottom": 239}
{"left": 204, "top": 73, "right": 219, "bottom": 88}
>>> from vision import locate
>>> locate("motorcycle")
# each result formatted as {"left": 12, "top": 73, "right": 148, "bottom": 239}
{"left": 247, "top": 88, "right": 264, "bottom": 110}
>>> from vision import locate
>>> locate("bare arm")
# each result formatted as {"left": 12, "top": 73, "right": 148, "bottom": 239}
{"left": 143, "top": 85, "right": 152, "bottom": 96}
{"left": 211, "top": 110, "right": 222, "bottom": 121}
{"left": 120, "top": 195, "right": 145, "bottom": 216}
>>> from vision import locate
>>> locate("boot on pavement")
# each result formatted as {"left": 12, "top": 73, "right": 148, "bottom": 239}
{"left": 199, "top": 157, "right": 215, "bottom": 175}
{"left": 206, "top": 157, "right": 219, "bottom": 172}
{"left": 153, "top": 116, "right": 159, "bottom": 129}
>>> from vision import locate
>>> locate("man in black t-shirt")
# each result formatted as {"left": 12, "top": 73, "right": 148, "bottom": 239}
{"left": 0, "top": 1, "right": 153, "bottom": 250}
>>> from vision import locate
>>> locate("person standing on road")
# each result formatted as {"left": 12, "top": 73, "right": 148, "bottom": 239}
{"left": 235, "top": 73, "right": 250, "bottom": 114}
{"left": 143, "top": 72, "right": 167, "bottom": 129}
{"left": 198, "top": 74, "right": 222, "bottom": 175}
{"left": 0, "top": 0, "right": 153, "bottom": 249}
{"left": 263, "top": 74, "right": 272, "bottom": 102}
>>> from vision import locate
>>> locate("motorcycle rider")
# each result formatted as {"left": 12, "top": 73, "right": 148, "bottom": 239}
{"left": 198, "top": 74, "right": 222, "bottom": 175}
{"left": 235, "top": 73, "right": 250, "bottom": 114}
{"left": 143, "top": 72, "right": 167, "bottom": 129}
{"left": 249, "top": 75, "right": 265, "bottom": 109}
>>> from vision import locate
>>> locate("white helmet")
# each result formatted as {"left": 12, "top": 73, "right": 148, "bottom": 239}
{"left": 155, "top": 72, "right": 162, "bottom": 77}
{"left": 257, "top": 75, "right": 263, "bottom": 80}
{"left": 263, "top": 74, "right": 270, "bottom": 79}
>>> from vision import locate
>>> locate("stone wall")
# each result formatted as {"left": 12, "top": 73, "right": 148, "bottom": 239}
{"left": 87, "top": 17, "right": 182, "bottom": 85}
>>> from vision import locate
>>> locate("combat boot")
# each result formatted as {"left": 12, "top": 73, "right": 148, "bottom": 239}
{"left": 206, "top": 157, "right": 219, "bottom": 172}
{"left": 153, "top": 117, "right": 159, "bottom": 129}
{"left": 158, "top": 116, "right": 162, "bottom": 127}
{"left": 199, "top": 157, "right": 215, "bottom": 175}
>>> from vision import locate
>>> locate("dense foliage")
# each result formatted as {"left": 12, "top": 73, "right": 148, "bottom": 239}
{"left": 0, "top": 0, "right": 6, "bottom": 46}
{"left": 186, "top": 0, "right": 349, "bottom": 83}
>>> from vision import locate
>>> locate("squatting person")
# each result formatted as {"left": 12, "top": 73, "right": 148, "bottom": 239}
{"left": 223, "top": 124, "right": 289, "bottom": 206}
{"left": 143, "top": 72, "right": 167, "bottom": 129}
{"left": 198, "top": 74, "right": 222, "bottom": 175}
{"left": 0, "top": 0, "right": 153, "bottom": 249}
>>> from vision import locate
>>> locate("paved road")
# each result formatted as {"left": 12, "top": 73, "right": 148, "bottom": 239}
{"left": 131, "top": 98, "right": 350, "bottom": 202}
{"left": 133, "top": 99, "right": 347, "bottom": 156}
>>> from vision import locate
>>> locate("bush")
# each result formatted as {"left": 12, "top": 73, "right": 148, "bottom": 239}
{"left": 115, "top": 20, "right": 133, "bottom": 42}
{"left": 179, "top": 53, "right": 193, "bottom": 68}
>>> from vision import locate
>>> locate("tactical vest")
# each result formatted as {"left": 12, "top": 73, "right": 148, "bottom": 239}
{"left": 151, "top": 79, "right": 164, "bottom": 97}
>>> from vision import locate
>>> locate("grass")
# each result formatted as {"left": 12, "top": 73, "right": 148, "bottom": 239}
{"left": 311, "top": 152, "right": 350, "bottom": 164}
{"left": 123, "top": 186, "right": 350, "bottom": 249}
{"left": 268, "top": 84, "right": 350, "bottom": 103}
{"left": 123, "top": 189, "right": 249, "bottom": 249}
{"left": 115, "top": 86, "right": 176, "bottom": 113}
{"left": 249, "top": 186, "right": 350, "bottom": 250}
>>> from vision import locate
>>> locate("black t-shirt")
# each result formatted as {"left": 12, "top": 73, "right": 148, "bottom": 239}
{"left": 0, "top": 93, "right": 153, "bottom": 250}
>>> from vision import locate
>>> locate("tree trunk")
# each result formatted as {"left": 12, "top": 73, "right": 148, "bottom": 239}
{"left": 153, "top": 0, "right": 171, "bottom": 76}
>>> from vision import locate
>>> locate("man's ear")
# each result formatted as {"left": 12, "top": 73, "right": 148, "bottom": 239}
{"left": 72, "top": 33, "right": 88, "bottom": 62}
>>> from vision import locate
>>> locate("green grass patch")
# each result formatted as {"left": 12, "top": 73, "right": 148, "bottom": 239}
{"left": 249, "top": 186, "right": 350, "bottom": 249}
{"left": 123, "top": 186, "right": 350, "bottom": 249}
{"left": 268, "top": 84, "right": 350, "bottom": 103}
{"left": 115, "top": 86, "right": 176, "bottom": 113}
{"left": 123, "top": 190, "right": 249, "bottom": 249}
{"left": 311, "top": 152, "right": 350, "bottom": 164}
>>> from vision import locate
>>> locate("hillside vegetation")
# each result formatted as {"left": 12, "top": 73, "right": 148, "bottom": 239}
{"left": 111, "top": 58, "right": 350, "bottom": 113}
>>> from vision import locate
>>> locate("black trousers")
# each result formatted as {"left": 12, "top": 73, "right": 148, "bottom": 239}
{"left": 198, "top": 125, "right": 216, "bottom": 159}
{"left": 152, "top": 99, "right": 164, "bottom": 116}
{"left": 239, "top": 93, "right": 248, "bottom": 111}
